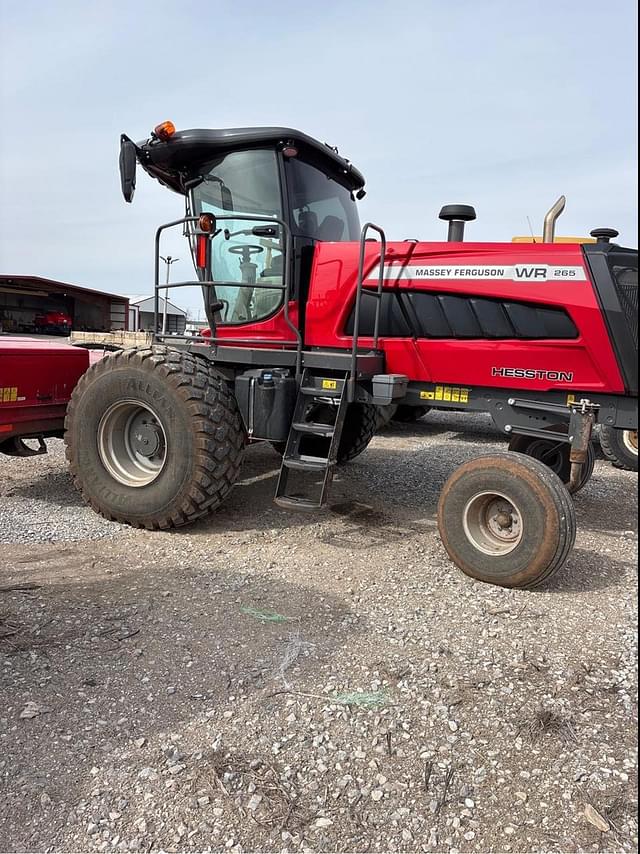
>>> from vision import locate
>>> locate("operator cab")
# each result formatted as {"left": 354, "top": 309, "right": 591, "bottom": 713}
{"left": 122, "top": 124, "right": 365, "bottom": 330}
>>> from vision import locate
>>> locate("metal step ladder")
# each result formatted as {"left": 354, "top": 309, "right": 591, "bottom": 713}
{"left": 274, "top": 369, "right": 350, "bottom": 510}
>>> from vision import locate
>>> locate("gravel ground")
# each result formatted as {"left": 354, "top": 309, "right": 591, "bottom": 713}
{"left": 0, "top": 412, "right": 637, "bottom": 853}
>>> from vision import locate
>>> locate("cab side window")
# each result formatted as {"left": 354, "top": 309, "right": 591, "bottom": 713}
{"left": 286, "top": 159, "right": 360, "bottom": 242}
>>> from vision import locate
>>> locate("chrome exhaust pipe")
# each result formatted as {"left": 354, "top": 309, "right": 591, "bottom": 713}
{"left": 542, "top": 195, "right": 566, "bottom": 243}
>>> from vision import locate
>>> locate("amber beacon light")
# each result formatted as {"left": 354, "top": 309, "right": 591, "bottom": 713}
{"left": 153, "top": 121, "right": 176, "bottom": 141}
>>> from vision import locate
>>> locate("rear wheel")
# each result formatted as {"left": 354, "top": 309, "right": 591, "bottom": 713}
{"left": 65, "top": 346, "right": 245, "bottom": 529}
{"left": 508, "top": 426, "right": 596, "bottom": 493}
{"left": 437, "top": 452, "right": 576, "bottom": 588}
{"left": 392, "top": 405, "right": 431, "bottom": 423}
{"left": 599, "top": 425, "right": 638, "bottom": 471}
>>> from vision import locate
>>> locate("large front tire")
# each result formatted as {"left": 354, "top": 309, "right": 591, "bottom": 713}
{"left": 437, "top": 452, "right": 576, "bottom": 588}
{"left": 64, "top": 347, "right": 245, "bottom": 529}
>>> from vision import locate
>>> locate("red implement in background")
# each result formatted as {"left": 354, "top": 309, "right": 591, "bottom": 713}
{"left": 33, "top": 310, "right": 73, "bottom": 334}
{"left": 0, "top": 339, "right": 89, "bottom": 453}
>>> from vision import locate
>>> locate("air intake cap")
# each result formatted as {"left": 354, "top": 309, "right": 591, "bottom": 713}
{"left": 590, "top": 227, "right": 619, "bottom": 243}
{"left": 439, "top": 204, "right": 477, "bottom": 223}
{"left": 439, "top": 204, "right": 477, "bottom": 242}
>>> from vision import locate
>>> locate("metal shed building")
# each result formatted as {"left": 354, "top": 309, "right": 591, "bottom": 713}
{"left": 0, "top": 275, "right": 130, "bottom": 334}
{"left": 130, "top": 296, "right": 188, "bottom": 334}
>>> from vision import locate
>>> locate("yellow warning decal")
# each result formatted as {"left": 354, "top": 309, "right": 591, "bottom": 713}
{"left": 421, "top": 385, "right": 470, "bottom": 404}
{"left": 322, "top": 379, "right": 337, "bottom": 390}
{"left": 0, "top": 387, "right": 18, "bottom": 403}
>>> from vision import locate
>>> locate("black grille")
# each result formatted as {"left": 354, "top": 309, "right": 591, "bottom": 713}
{"left": 345, "top": 290, "right": 578, "bottom": 340}
{"left": 612, "top": 265, "right": 638, "bottom": 349}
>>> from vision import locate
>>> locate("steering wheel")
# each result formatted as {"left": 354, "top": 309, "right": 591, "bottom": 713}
{"left": 228, "top": 244, "right": 264, "bottom": 262}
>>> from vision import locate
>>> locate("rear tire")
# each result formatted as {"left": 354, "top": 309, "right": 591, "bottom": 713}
{"left": 272, "top": 402, "right": 378, "bottom": 464}
{"left": 65, "top": 346, "right": 245, "bottom": 529}
{"left": 599, "top": 425, "right": 638, "bottom": 471}
{"left": 338, "top": 403, "right": 378, "bottom": 463}
{"left": 508, "top": 427, "right": 596, "bottom": 494}
{"left": 437, "top": 451, "right": 576, "bottom": 588}
{"left": 392, "top": 405, "right": 431, "bottom": 423}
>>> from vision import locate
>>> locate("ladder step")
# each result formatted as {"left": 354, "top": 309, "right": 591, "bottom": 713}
{"left": 275, "top": 496, "right": 323, "bottom": 511}
{"left": 274, "top": 367, "right": 348, "bottom": 512}
{"left": 300, "top": 385, "right": 342, "bottom": 397}
{"left": 292, "top": 421, "right": 335, "bottom": 437}
{"left": 283, "top": 457, "right": 334, "bottom": 472}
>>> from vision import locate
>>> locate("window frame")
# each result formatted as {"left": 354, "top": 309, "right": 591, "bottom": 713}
{"left": 190, "top": 146, "right": 290, "bottom": 327}
{"left": 283, "top": 154, "right": 361, "bottom": 243}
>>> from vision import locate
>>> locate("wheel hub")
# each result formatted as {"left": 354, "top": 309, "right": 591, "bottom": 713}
{"left": 98, "top": 400, "right": 168, "bottom": 487}
{"left": 495, "top": 510, "right": 513, "bottom": 529}
{"left": 131, "top": 420, "right": 163, "bottom": 458}
{"left": 463, "top": 491, "right": 523, "bottom": 556}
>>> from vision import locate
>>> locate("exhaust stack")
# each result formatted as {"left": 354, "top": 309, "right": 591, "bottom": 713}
{"left": 439, "top": 205, "right": 477, "bottom": 242}
{"left": 542, "top": 195, "right": 566, "bottom": 243}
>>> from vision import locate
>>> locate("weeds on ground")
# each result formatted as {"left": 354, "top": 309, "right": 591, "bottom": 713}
{"left": 241, "top": 606, "right": 288, "bottom": 623}
{"left": 518, "top": 704, "right": 577, "bottom": 744}
{"left": 196, "top": 749, "right": 316, "bottom": 833}
{"left": 333, "top": 690, "right": 390, "bottom": 709}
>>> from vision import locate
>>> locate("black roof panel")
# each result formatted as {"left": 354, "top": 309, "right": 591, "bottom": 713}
{"left": 133, "top": 126, "right": 365, "bottom": 195}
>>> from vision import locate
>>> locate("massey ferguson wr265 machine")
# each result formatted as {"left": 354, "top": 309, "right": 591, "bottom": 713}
{"left": 39, "top": 122, "right": 640, "bottom": 587}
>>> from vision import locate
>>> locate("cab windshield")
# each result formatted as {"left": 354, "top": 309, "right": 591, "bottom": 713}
{"left": 192, "top": 148, "right": 284, "bottom": 325}
{"left": 192, "top": 147, "right": 361, "bottom": 326}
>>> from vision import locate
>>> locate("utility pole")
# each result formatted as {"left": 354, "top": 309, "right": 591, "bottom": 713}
{"left": 159, "top": 255, "right": 179, "bottom": 334}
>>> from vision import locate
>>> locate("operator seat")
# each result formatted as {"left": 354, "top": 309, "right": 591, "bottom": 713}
{"left": 297, "top": 209, "right": 318, "bottom": 236}
{"left": 317, "top": 215, "right": 345, "bottom": 241}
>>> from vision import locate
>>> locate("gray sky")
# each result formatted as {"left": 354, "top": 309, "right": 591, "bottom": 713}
{"left": 1, "top": 0, "right": 637, "bottom": 318}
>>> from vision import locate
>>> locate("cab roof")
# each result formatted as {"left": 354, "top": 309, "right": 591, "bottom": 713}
{"left": 132, "top": 126, "right": 366, "bottom": 195}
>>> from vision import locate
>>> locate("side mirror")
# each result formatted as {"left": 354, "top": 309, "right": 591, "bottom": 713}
{"left": 119, "top": 135, "right": 137, "bottom": 203}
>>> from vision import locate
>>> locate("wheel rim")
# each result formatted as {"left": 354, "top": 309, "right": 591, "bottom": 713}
{"left": 463, "top": 491, "right": 524, "bottom": 556}
{"left": 622, "top": 430, "right": 638, "bottom": 456}
{"left": 98, "top": 400, "right": 167, "bottom": 487}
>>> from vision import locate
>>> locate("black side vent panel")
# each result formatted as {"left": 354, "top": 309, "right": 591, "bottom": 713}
{"left": 345, "top": 291, "right": 578, "bottom": 340}
{"left": 611, "top": 264, "right": 638, "bottom": 349}
{"left": 583, "top": 243, "right": 637, "bottom": 397}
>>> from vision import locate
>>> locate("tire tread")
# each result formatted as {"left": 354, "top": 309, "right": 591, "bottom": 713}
{"left": 437, "top": 450, "right": 576, "bottom": 589}
{"left": 600, "top": 425, "right": 638, "bottom": 471}
{"left": 64, "top": 346, "right": 245, "bottom": 530}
